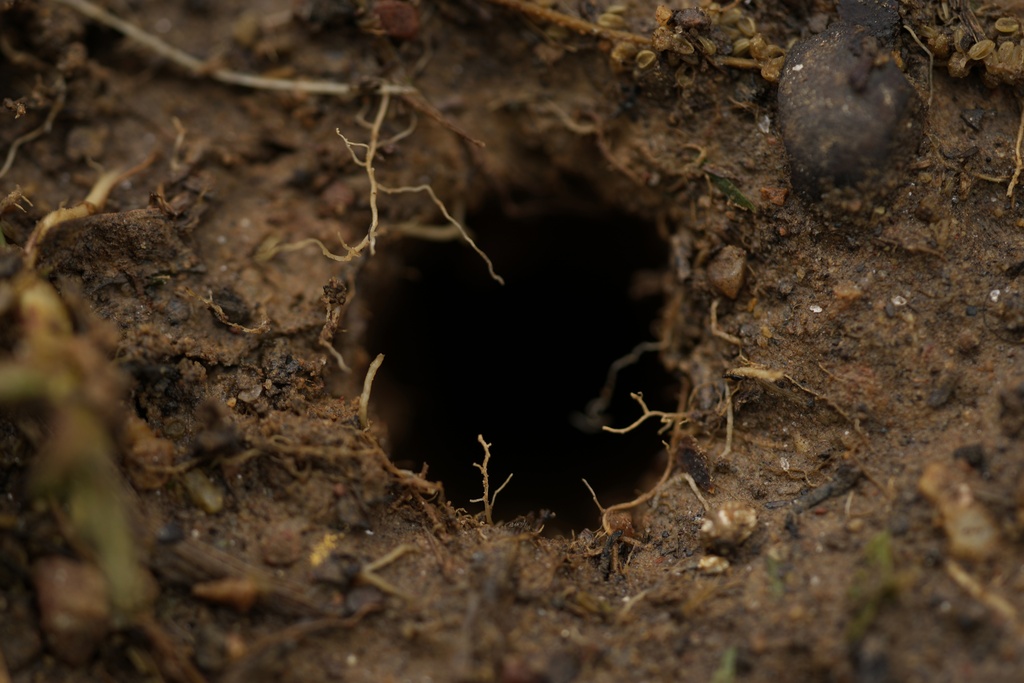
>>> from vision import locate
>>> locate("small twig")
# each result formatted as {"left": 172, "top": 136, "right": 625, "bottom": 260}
{"left": 470, "top": 435, "right": 513, "bottom": 525}
{"left": 483, "top": 0, "right": 651, "bottom": 45}
{"left": 602, "top": 392, "right": 686, "bottom": 435}
{"left": 359, "top": 353, "right": 385, "bottom": 430}
{"left": 53, "top": 0, "right": 415, "bottom": 98}
{"left": 0, "top": 78, "right": 65, "bottom": 180}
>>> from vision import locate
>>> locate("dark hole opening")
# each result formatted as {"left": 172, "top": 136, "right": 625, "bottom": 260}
{"left": 363, "top": 196, "right": 673, "bottom": 533}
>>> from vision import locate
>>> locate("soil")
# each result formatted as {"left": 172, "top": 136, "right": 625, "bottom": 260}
{"left": 2, "top": 1, "right": 1024, "bottom": 682}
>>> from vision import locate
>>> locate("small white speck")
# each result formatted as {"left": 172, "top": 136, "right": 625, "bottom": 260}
{"left": 560, "top": 629, "right": 571, "bottom": 639}
{"left": 809, "top": 304, "right": 822, "bottom": 313}
{"left": 216, "top": 235, "right": 227, "bottom": 245}
{"left": 757, "top": 114, "right": 771, "bottom": 134}
{"left": 346, "top": 654, "right": 357, "bottom": 667}
{"left": 891, "top": 295, "right": 907, "bottom": 307}
{"left": 792, "top": 63, "right": 804, "bottom": 72}
{"left": 364, "top": 529, "right": 374, "bottom": 536}
{"left": 990, "top": 289, "right": 1002, "bottom": 303}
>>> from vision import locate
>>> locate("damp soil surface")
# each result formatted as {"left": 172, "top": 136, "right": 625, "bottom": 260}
{"left": 3, "top": 1, "right": 1024, "bottom": 681}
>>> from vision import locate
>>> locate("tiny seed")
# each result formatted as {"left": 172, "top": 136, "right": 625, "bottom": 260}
{"left": 997, "top": 40, "right": 1014, "bottom": 63}
{"left": 952, "top": 26, "right": 967, "bottom": 52}
{"left": 968, "top": 39, "right": 995, "bottom": 60}
{"left": 636, "top": 49, "right": 657, "bottom": 69}
{"left": 995, "top": 17, "right": 1020, "bottom": 34}
{"left": 736, "top": 16, "right": 756, "bottom": 38}
{"left": 598, "top": 12, "right": 627, "bottom": 29}
{"left": 697, "top": 35, "right": 717, "bottom": 56}
{"left": 606, "top": 3, "right": 628, "bottom": 15}
{"left": 674, "top": 36, "right": 696, "bottom": 55}
{"left": 675, "top": 65, "right": 695, "bottom": 88}
{"left": 719, "top": 8, "right": 743, "bottom": 26}
{"left": 610, "top": 41, "right": 639, "bottom": 66}
{"left": 1014, "top": 43, "right": 1024, "bottom": 65}
{"left": 732, "top": 37, "right": 751, "bottom": 56}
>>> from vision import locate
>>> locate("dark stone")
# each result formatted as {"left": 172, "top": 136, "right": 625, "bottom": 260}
{"left": 777, "top": 23, "right": 920, "bottom": 201}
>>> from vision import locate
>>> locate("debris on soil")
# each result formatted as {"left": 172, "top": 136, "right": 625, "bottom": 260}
{"left": 4, "top": 0, "right": 1024, "bottom": 681}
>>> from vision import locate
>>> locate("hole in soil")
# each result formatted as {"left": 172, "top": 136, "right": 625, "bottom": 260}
{"left": 364, "top": 196, "right": 673, "bottom": 533}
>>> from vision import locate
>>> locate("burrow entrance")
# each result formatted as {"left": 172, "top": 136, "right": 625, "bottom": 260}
{"left": 364, "top": 196, "right": 673, "bottom": 533}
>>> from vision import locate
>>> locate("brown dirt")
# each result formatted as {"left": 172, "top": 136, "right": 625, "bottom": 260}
{"left": 3, "top": 1, "right": 1024, "bottom": 681}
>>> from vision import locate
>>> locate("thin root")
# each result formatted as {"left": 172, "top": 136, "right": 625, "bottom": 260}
{"left": 0, "top": 78, "right": 66, "bottom": 180}
{"left": 25, "top": 154, "right": 155, "bottom": 266}
{"left": 710, "top": 299, "right": 742, "bottom": 347}
{"left": 357, "top": 544, "right": 417, "bottom": 600}
{"left": 470, "top": 435, "right": 514, "bottom": 525}
{"left": 381, "top": 183, "right": 504, "bottom": 284}
{"left": 903, "top": 24, "right": 934, "bottom": 109}
{"left": 53, "top": 0, "right": 414, "bottom": 98}
{"left": 581, "top": 340, "right": 665, "bottom": 431}
{"left": 683, "top": 472, "right": 710, "bottom": 512}
{"left": 359, "top": 353, "right": 385, "bottom": 430}
{"left": 602, "top": 392, "right": 686, "bottom": 435}
{"left": 583, "top": 446, "right": 674, "bottom": 538}
{"left": 1008, "top": 97, "right": 1024, "bottom": 199}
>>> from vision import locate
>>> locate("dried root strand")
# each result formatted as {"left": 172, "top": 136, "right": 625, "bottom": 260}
{"left": 0, "top": 78, "right": 65, "bottom": 180}
{"left": 52, "top": 0, "right": 415, "bottom": 98}
{"left": 470, "top": 435, "right": 514, "bottom": 525}
{"left": 359, "top": 353, "right": 385, "bottom": 430}
{"left": 602, "top": 392, "right": 686, "bottom": 435}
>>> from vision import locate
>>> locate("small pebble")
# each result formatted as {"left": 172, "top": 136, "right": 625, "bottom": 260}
{"left": 183, "top": 469, "right": 225, "bottom": 514}
{"left": 707, "top": 246, "right": 747, "bottom": 300}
